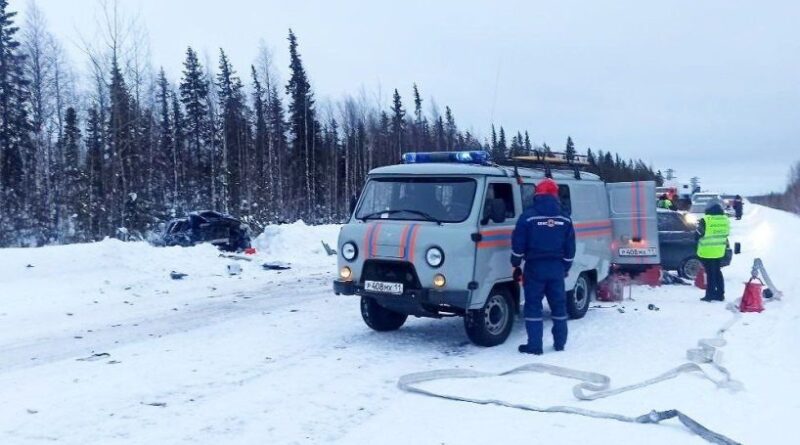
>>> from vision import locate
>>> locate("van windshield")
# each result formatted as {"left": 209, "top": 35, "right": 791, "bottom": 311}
{"left": 355, "top": 177, "right": 477, "bottom": 223}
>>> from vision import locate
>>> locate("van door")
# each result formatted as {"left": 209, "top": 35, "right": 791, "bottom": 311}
{"left": 470, "top": 180, "right": 518, "bottom": 309}
{"left": 606, "top": 181, "right": 661, "bottom": 265}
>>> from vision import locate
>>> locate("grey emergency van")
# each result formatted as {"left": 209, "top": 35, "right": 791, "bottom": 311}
{"left": 333, "top": 151, "right": 659, "bottom": 346}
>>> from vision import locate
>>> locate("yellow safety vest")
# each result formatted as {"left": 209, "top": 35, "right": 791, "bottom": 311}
{"left": 697, "top": 214, "right": 730, "bottom": 259}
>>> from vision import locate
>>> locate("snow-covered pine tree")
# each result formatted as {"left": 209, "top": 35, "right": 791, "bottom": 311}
{"left": 444, "top": 106, "right": 457, "bottom": 151}
{"left": 0, "top": 0, "right": 34, "bottom": 245}
{"left": 390, "top": 89, "right": 405, "bottom": 159}
{"left": 251, "top": 65, "right": 268, "bottom": 221}
{"left": 565, "top": 136, "right": 576, "bottom": 162}
{"left": 523, "top": 131, "right": 532, "bottom": 156}
{"left": 286, "top": 29, "right": 319, "bottom": 220}
{"left": 60, "top": 107, "right": 84, "bottom": 241}
{"left": 497, "top": 127, "right": 507, "bottom": 160}
{"left": 216, "top": 49, "right": 249, "bottom": 216}
{"left": 179, "top": 47, "right": 211, "bottom": 209}
{"left": 156, "top": 68, "right": 177, "bottom": 212}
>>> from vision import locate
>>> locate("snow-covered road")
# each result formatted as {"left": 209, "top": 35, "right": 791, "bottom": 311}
{"left": 1, "top": 208, "right": 797, "bottom": 444}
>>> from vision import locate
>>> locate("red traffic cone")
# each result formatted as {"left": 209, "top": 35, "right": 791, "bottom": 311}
{"left": 694, "top": 265, "right": 706, "bottom": 290}
{"left": 739, "top": 278, "right": 765, "bottom": 313}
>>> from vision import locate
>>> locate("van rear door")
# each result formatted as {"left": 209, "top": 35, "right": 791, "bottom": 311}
{"left": 606, "top": 181, "right": 661, "bottom": 265}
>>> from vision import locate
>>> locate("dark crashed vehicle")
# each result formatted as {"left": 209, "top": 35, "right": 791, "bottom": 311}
{"left": 657, "top": 209, "right": 731, "bottom": 279}
{"left": 163, "top": 211, "right": 251, "bottom": 252}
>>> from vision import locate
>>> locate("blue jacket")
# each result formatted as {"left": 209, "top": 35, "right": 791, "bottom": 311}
{"left": 511, "top": 195, "right": 576, "bottom": 273}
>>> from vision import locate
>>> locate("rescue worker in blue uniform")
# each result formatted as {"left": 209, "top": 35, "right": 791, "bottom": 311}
{"left": 511, "top": 178, "right": 576, "bottom": 355}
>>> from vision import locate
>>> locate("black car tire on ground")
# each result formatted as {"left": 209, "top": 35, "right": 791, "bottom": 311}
{"left": 567, "top": 273, "right": 592, "bottom": 319}
{"left": 678, "top": 257, "right": 703, "bottom": 280}
{"left": 464, "top": 288, "right": 514, "bottom": 347}
{"left": 360, "top": 297, "right": 408, "bottom": 331}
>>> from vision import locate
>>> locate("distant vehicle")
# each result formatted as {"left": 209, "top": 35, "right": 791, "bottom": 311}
{"left": 162, "top": 211, "right": 251, "bottom": 252}
{"left": 720, "top": 194, "right": 737, "bottom": 217}
{"left": 685, "top": 192, "right": 723, "bottom": 224}
{"left": 656, "top": 183, "right": 692, "bottom": 210}
{"left": 657, "top": 209, "right": 731, "bottom": 279}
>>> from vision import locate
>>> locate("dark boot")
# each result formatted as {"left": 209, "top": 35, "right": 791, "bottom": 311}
{"left": 519, "top": 344, "right": 543, "bottom": 355}
{"left": 554, "top": 344, "right": 565, "bottom": 352}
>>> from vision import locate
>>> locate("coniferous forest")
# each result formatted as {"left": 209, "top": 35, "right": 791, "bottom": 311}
{"left": 0, "top": 1, "right": 660, "bottom": 247}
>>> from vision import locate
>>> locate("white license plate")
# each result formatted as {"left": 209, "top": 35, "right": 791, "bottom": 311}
{"left": 364, "top": 280, "right": 404, "bottom": 295}
{"left": 619, "top": 247, "right": 658, "bottom": 257}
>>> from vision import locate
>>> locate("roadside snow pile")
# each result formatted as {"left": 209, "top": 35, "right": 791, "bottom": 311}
{"left": 253, "top": 221, "right": 340, "bottom": 262}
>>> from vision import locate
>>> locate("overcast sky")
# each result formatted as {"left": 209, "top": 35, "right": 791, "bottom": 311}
{"left": 17, "top": 0, "right": 800, "bottom": 195}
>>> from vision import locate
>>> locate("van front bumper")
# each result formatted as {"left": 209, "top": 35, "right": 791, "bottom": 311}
{"left": 333, "top": 279, "right": 469, "bottom": 315}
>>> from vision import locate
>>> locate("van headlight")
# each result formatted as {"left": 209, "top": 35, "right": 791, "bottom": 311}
{"left": 426, "top": 247, "right": 444, "bottom": 268}
{"left": 342, "top": 242, "right": 358, "bottom": 261}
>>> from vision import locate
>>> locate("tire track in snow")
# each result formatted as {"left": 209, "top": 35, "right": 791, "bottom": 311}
{"left": 0, "top": 277, "right": 331, "bottom": 373}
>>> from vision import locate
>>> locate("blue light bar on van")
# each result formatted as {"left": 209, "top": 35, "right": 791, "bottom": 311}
{"left": 401, "top": 150, "right": 491, "bottom": 165}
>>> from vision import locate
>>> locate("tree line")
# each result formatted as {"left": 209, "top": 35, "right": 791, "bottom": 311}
{"left": 749, "top": 160, "right": 800, "bottom": 215}
{"left": 0, "top": 0, "right": 659, "bottom": 247}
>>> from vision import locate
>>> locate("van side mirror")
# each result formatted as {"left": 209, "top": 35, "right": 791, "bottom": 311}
{"left": 482, "top": 199, "right": 507, "bottom": 225}
{"left": 734, "top": 242, "right": 741, "bottom": 254}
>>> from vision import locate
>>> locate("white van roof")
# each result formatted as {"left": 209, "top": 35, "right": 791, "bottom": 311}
{"left": 369, "top": 162, "right": 602, "bottom": 182}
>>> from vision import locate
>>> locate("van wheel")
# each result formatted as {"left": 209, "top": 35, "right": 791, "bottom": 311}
{"left": 464, "top": 288, "right": 514, "bottom": 347}
{"left": 361, "top": 297, "right": 408, "bottom": 331}
{"left": 567, "top": 273, "right": 592, "bottom": 319}
{"left": 678, "top": 257, "right": 703, "bottom": 280}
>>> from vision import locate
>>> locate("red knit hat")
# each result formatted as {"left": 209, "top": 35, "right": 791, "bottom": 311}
{"left": 535, "top": 178, "right": 559, "bottom": 197}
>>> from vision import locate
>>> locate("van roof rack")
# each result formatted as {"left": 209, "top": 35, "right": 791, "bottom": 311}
{"left": 496, "top": 152, "right": 592, "bottom": 180}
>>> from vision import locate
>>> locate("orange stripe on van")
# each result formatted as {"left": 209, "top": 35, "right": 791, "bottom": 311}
{"left": 477, "top": 239, "right": 512, "bottom": 249}
{"left": 398, "top": 224, "right": 410, "bottom": 258}
{"left": 408, "top": 225, "right": 421, "bottom": 260}
{"left": 480, "top": 228, "right": 514, "bottom": 237}
{"left": 576, "top": 228, "right": 612, "bottom": 238}
{"left": 370, "top": 223, "right": 383, "bottom": 257}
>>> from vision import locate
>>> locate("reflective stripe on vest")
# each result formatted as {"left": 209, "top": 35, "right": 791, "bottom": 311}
{"left": 697, "top": 215, "right": 730, "bottom": 259}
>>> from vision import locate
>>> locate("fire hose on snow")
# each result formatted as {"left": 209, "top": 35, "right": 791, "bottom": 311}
{"left": 397, "top": 259, "right": 783, "bottom": 445}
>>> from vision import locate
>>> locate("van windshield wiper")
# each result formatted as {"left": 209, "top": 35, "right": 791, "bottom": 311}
{"left": 357, "top": 209, "right": 442, "bottom": 225}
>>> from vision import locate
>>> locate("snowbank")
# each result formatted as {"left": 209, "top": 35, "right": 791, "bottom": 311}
{"left": 253, "top": 221, "right": 341, "bottom": 263}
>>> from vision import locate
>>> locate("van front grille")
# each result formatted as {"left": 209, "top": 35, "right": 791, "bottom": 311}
{"left": 361, "top": 260, "right": 421, "bottom": 289}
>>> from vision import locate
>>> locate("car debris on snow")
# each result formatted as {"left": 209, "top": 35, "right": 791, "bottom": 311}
{"left": 76, "top": 352, "right": 111, "bottom": 362}
{"left": 143, "top": 402, "right": 167, "bottom": 407}
{"left": 263, "top": 262, "right": 291, "bottom": 271}
{"left": 170, "top": 271, "right": 187, "bottom": 280}
{"left": 321, "top": 240, "right": 337, "bottom": 256}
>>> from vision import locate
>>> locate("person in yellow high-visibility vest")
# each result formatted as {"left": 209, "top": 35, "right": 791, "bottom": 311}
{"left": 696, "top": 200, "right": 730, "bottom": 301}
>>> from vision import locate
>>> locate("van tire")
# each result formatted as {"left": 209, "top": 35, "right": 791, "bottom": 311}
{"left": 567, "top": 273, "right": 592, "bottom": 319}
{"left": 464, "top": 288, "right": 514, "bottom": 347}
{"left": 361, "top": 297, "right": 408, "bottom": 331}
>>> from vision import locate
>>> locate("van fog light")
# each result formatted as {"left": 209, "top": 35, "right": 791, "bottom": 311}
{"left": 433, "top": 274, "right": 446, "bottom": 288}
{"left": 339, "top": 266, "right": 352, "bottom": 281}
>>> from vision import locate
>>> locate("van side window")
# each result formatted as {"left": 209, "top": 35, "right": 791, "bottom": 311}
{"left": 486, "top": 182, "right": 515, "bottom": 219}
{"left": 521, "top": 184, "right": 536, "bottom": 209}
{"left": 521, "top": 183, "right": 571, "bottom": 216}
{"left": 559, "top": 185, "right": 572, "bottom": 216}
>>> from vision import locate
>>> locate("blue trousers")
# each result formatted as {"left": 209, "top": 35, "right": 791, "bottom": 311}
{"left": 523, "top": 277, "right": 568, "bottom": 351}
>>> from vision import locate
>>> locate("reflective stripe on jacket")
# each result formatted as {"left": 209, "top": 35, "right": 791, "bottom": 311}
{"left": 697, "top": 214, "right": 730, "bottom": 259}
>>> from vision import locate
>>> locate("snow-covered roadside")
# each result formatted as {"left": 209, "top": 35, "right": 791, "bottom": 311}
{"left": 0, "top": 205, "right": 797, "bottom": 445}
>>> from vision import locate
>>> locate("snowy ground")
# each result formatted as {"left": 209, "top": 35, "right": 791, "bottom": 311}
{"left": 0, "top": 207, "right": 797, "bottom": 445}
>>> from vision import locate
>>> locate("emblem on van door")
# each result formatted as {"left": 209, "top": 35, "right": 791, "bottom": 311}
{"left": 537, "top": 219, "right": 565, "bottom": 228}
